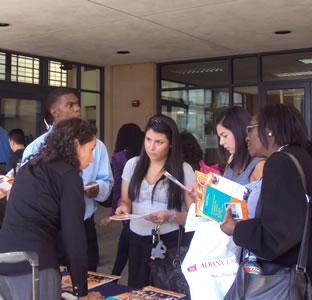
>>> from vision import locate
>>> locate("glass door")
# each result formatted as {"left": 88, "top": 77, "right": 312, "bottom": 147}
{"left": 262, "top": 82, "right": 311, "bottom": 138}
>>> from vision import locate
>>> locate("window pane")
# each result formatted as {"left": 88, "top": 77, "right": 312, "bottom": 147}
{"left": 233, "top": 86, "right": 259, "bottom": 116}
{"left": 161, "top": 88, "right": 229, "bottom": 164}
{"left": 161, "top": 60, "right": 229, "bottom": 88}
{"left": 11, "top": 55, "right": 39, "bottom": 84}
{"left": 263, "top": 51, "right": 312, "bottom": 81}
{"left": 266, "top": 88, "right": 304, "bottom": 113}
{"left": 1, "top": 98, "right": 41, "bottom": 145}
{"left": 233, "top": 57, "right": 258, "bottom": 83}
{"left": 81, "top": 67, "right": 100, "bottom": 91}
{"left": 80, "top": 92, "right": 100, "bottom": 138}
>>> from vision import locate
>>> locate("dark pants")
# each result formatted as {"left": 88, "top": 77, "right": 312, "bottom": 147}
{"left": 57, "top": 215, "right": 99, "bottom": 272}
{"left": 111, "top": 221, "right": 130, "bottom": 276}
{"left": 128, "top": 229, "right": 179, "bottom": 289}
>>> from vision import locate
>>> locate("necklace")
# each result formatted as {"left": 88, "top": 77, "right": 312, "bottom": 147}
{"left": 277, "top": 144, "right": 289, "bottom": 152}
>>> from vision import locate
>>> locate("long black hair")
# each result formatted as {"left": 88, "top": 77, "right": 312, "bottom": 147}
{"left": 128, "top": 115, "right": 184, "bottom": 211}
{"left": 114, "top": 123, "right": 143, "bottom": 160}
{"left": 216, "top": 106, "right": 251, "bottom": 173}
{"left": 28, "top": 118, "right": 97, "bottom": 171}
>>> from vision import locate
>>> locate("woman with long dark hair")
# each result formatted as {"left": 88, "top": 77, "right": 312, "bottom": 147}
{"left": 116, "top": 115, "right": 195, "bottom": 289}
{"left": 216, "top": 106, "right": 264, "bottom": 184}
{"left": 0, "top": 118, "right": 103, "bottom": 300}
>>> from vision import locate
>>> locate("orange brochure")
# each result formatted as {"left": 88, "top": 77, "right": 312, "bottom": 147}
{"left": 195, "top": 171, "right": 249, "bottom": 223}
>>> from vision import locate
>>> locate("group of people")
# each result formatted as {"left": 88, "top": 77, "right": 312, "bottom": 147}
{"left": 0, "top": 85, "right": 311, "bottom": 300}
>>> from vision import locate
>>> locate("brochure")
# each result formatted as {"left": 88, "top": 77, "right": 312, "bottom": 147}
{"left": 84, "top": 183, "right": 99, "bottom": 191}
{"left": 0, "top": 175, "right": 14, "bottom": 192}
{"left": 113, "top": 285, "right": 185, "bottom": 299}
{"left": 110, "top": 213, "right": 152, "bottom": 221}
{"left": 163, "top": 171, "right": 192, "bottom": 192}
{"left": 61, "top": 271, "right": 120, "bottom": 292}
{"left": 195, "top": 171, "right": 249, "bottom": 223}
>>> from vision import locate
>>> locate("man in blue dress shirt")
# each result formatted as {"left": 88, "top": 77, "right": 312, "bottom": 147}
{"left": 22, "top": 88, "right": 114, "bottom": 271}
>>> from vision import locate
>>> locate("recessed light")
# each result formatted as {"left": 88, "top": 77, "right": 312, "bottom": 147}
{"left": 274, "top": 30, "right": 292, "bottom": 35}
{"left": 274, "top": 71, "right": 312, "bottom": 77}
{"left": 298, "top": 59, "right": 312, "bottom": 64}
{"left": 0, "top": 23, "right": 10, "bottom": 27}
{"left": 116, "top": 51, "right": 130, "bottom": 54}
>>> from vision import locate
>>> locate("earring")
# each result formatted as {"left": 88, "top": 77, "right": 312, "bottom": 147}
{"left": 268, "top": 132, "right": 272, "bottom": 137}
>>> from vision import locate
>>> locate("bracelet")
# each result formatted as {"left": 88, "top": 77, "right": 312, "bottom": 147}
{"left": 168, "top": 210, "right": 176, "bottom": 223}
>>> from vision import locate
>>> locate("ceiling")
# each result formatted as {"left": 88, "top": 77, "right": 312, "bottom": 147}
{"left": 1, "top": 0, "right": 312, "bottom": 67}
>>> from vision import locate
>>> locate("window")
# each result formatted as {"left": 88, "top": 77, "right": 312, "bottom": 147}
{"left": 49, "top": 61, "right": 68, "bottom": 87}
{"left": 0, "top": 52, "right": 5, "bottom": 80}
{"left": 11, "top": 54, "right": 39, "bottom": 84}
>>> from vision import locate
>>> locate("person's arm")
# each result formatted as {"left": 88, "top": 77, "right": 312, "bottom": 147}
{"left": 231, "top": 153, "right": 306, "bottom": 260}
{"left": 61, "top": 169, "right": 88, "bottom": 297}
{"left": 249, "top": 160, "right": 265, "bottom": 182}
{"left": 83, "top": 141, "right": 114, "bottom": 202}
{"left": 115, "top": 179, "right": 132, "bottom": 215}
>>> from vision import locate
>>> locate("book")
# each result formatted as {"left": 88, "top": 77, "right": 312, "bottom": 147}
{"left": 113, "top": 285, "right": 185, "bottom": 299}
{"left": 61, "top": 271, "right": 120, "bottom": 292}
{"left": 195, "top": 171, "right": 249, "bottom": 223}
{"left": 110, "top": 213, "right": 152, "bottom": 221}
{"left": 0, "top": 175, "right": 14, "bottom": 192}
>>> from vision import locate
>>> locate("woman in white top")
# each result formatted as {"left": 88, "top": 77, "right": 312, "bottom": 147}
{"left": 116, "top": 115, "right": 195, "bottom": 289}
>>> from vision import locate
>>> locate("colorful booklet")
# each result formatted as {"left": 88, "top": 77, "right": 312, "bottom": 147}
{"left": 61, "top": 271, "right": 120, "bottom": 292}
{"left": 112, "top": 285, "right": 185, "bottom": 299}
{"left": 0, "top": 175, "right": 14, "bottom": 192}
{"left": 195, "top": 171, "right": 249, "bottom": 223}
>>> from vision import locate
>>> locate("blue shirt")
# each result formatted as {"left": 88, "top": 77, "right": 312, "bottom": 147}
{"left": 22, "top": 127, "right": 114, "bottom": 219}
{"left": 0, "top": 126, "right": 11, "bottom": 163}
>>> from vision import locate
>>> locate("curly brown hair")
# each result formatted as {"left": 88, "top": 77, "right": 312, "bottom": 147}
{"left": 29, "top": 118, "right": 97, "bottom": 170}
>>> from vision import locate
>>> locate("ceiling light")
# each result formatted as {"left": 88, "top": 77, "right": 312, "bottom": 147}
{"left": 171, "top": 67, "right": 223, "bottom": 75}
{"left": 274, "top": 30, "right": 292, "bottom": 35}
{"left": 298, "top": 59, "right": 312, "bottom": 64}
{"left": 116, "top": 51, "right": 130, "bottom": 54}
{"left": 274, "top": 71, "right": 312, "bottom": 77}
{"left": 0, "top": 23, "right": 10, "bottom": 27}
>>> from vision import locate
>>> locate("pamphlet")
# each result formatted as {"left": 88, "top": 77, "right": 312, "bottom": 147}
{"left": 113, "top": 285, "right": 185, "bottom": 299}
{"left": 110, "top": 213, "right": 152, "bottom": 221}
{"left": 195, "top": 171, "right": 249, "bottom": 223}
{"left": 163, "top": 171, "right": 191, "bottom": 192}
{"left": 0, "top": 175, "right": 14, "bottom": 192}
{"left": 84, "top": 183, "right": 99, "bottom": 191}
{"left": 61, "top": 271, "right": 120, "bottom": 292}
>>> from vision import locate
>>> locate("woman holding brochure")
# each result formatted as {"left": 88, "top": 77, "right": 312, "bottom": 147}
{"left": 115, "top": 114, "right": 195, "bottom": 289}
{"left": 221, "top": 104, "right": 312, "bottom": 286}
{"left": 0, "top": 118, "right": 103, "bottom": 300}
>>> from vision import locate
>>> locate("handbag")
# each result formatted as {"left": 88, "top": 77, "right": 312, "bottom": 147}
{"left": 224, "top": 152, "right": 312, "bottom": 300}
{"left": 149, "top": 226, "right": 191, "bottom": 299}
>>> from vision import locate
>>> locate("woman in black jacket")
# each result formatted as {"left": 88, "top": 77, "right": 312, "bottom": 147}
{"left": 221, "top": 104, "right": 312, "bottom": 279}
{"left": 0, "top": 118, "right": 103, "bottom": 300}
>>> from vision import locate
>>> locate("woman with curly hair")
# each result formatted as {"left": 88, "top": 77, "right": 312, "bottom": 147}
{"left": 0, "top": 118, "right": 103, "bottom": 300}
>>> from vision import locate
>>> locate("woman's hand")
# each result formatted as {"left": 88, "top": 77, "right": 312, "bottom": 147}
{"left": 78, "top": 291, "right": 104, "bottom": 300}
{"left": 145, "top": 211, "right": 170, "bottom": 225}
{"left": 115, "top": 203, "right": 130, "bottom": 215}
{"left": 100, "top": 216, "right": 111, "bottom": 226}
{"left": 0, "top": 189, "right": 7, "bottom": 200}
{"left": 220, "top": 206, "right": 238, "bottom": 236}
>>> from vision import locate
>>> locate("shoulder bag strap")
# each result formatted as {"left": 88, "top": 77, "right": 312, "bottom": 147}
{"left": 283, "top": 152, "right": 311, "bottom": 271}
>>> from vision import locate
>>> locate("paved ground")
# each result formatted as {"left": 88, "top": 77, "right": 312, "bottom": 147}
{"left": 94, "top": 205, "right": 128, "bottom": 285}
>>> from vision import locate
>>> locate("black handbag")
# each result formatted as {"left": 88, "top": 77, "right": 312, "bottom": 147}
{"left": 149, "top": 226, "right": 190, "bottom": 299}
{"left": 224, "top": 152, "right": 312, "bottom": 300}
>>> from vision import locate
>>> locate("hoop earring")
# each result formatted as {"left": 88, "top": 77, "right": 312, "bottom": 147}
{"left": 268, "top": 132, "right": 272, "bottom": 137}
